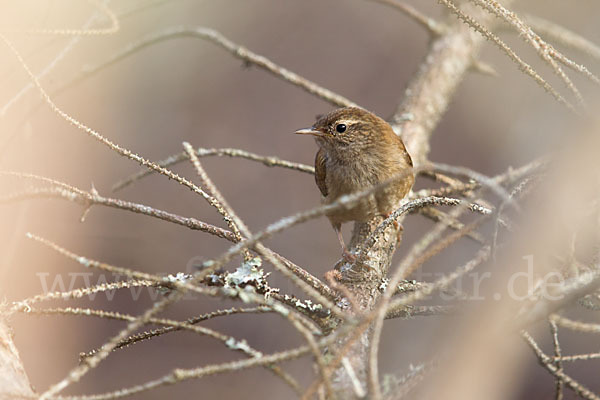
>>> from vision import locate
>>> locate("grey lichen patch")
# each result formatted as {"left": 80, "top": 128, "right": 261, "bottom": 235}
{"left": 165, "top": 272, "right": 193, "bottom": 283}
{"left": 225, "top": 257, "right": 269, "bottom": 290}
{"left": 379, "top": 278, "right": 389, "bottom": 292}
{"left": 203, "top": 258, "right": 280, "bottom": 304}
{"left": 337, "top": 297, "right": 351, "bottom": 310}
{"left": 11, "top": 301, "right": 31, "bottom": 313}
{"left": 156, "top": 272, "right": 193, "bottom": 294}
{"left": 361, "top": 256, "right": 378, "bottom": 271}
{"left": 220, "top": 257, "right": 279, "bottom": 301}
{"left": 77, "top": 256, "right": 91, "bottom": 268}
{"left": 283, "top": 294, "right": 328, "bottom": 315}
{"left": 225, "top": 337, "right": 260, "bottom": 356}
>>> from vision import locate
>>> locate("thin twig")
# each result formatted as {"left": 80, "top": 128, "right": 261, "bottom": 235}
{"left": 113, "top": 147, "right": 314, "bottom": 192}
{"left": 286, "top": 313, "right": 335, "bottom": 399}
{"left": 0, "top": 2, "right": 110, "bottom": 117}
{"left": 182, "top": 142, "right": 340, "bottom": 316}
{"left": 24, "top": 233, "right": 215, "bottom": 297}
{"left": 191, "top": 168, "right": 416, "bottom": 285}
{"left": 367, "top": 214, "right": 487, "bottom": 399}
{"left": 270, "top": 252, "right": 338, "bottom": 301}
{"left": 385, "top": 304, "right": 459, "bottom": 319}
{"left": 549, "top": 320, "right": 564, "bottom": 400}
{"left": 38, "top": 293, "right": 181, "bottom": 400}
{"left": 553, "top": 353, "right": 600, "bottom": 363}
{"left": 2, "top": 0, "right": 119, "bottom": 36}
{"left": 72, "top": 307, "right": 273, "bottom": 356}
{"left": 387, "top": 247, "right": 490, "bottom": 322}
{"left": 301, "top": 320, "right": 373, "bottom": 400}
{"left": 523, "top": 14, "right": 600, "bottom": 61}
{"left": 76, "top": 26, "right": 357, "bottom": 108}
{"left": 550, "top": 315, "right": 600, "bottom": 334}
{"left": 523, "top": 332, "right": 600, "bottom": 400}
{"left": 367, "top": 0, "right": 444, "bottom": 35}
{"left": 40, "top": 305, "right": 301, "bottom": 395}
{"left": 9, "top": 280, "right": 157, "bottom": 314}
{"left": 436, "top": 0, "right": 574, "bottom": 112}
{"left": 431, "top": 162, "right": 518, "bottom": 210}
{"left": 353, "top": 196, "right": 491, "bottom": 267}
{"left": 471, "top": 0, "right": 598, "bottom": 109}
{"left": 183, "top": 142, "right": 251, "bottom": 260}
{"left": 418, "top": 206, "right": 485, "bottom": 243}
{"left": 0, "top": 185, "right": 238, "bottom": 242}
{"left": 0, "top": 33, "right": 247, "bottom": 222}
{"left": 62, "top": 325, "right": 358, "bottom": 400}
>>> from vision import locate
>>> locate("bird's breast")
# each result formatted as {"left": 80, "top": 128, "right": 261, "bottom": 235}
{"left": 321, "top": 147, "right": 413, "bottom": 223}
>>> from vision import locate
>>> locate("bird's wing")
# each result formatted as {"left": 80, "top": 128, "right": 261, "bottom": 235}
{"left": 395, "top": 134, "right": 413, "bottom": 167}
{"left": 314, "top": 148, "right": 328, "bottom": 197}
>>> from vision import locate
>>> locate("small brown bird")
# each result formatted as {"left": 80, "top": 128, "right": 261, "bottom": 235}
{"left": 295, "top": 107, "right": 414, "bottom": 261}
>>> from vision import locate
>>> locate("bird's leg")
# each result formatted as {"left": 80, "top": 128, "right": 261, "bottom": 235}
{"left": 333, "top": 222, "right": 356, "bottom": 262}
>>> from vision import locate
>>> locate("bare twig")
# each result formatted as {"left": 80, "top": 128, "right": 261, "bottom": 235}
{"left": 386, "top": 246, "right": 491, "bottom": 321}
{"left": 523, "top": 332, "right": 600, "bottom": 400}
{"left": 113, "top": 147, "right": 314, "bottom": 192}
{"left": 74, "top": 26, "right": 356, "bottom": 109}
{"left": 38, "top": 293, "right": 181, "bottom": 400}
{"left": 182, "top": 142, "right": 341, "bottom": 317}
{"left": 183, "top": 142, "right": 251, "bottom": 260}
{"left": 553, "top": 353, "right": 600, "bottom": 363}
{"left": 523, "top": 14, "right": 600, "bottom": 61}
{"left": 61, "top": 326, "right": 359, "bottom": 400}
{"left": 353, "top": 196, "right": 491, "bottom": 267}
{"left": 0, "top": 33, "right": 252, "bottom": 221}
{"left": 24, "top": 233, "right": 215, "bottom": 297}
{"left": 550, "top": 315, "right": 600, "bottom": 334}
{"left": 418, "top": 206, "right": 486, "bottom": 243}
{"left": 9, "top": 280, "right": 157, "bottom": 314}
{"left": 367, "top": 0, "right": 444, "bottom": 35}
{"left": 367, "top": 213, "right": 487, "bottom": 399}
{"left": 471, "top": 0, "right": 599, "bottom": 109}
{"left": 434, "top": 0, "right": 574, "bottom": 114}
{"left": 0, "top": 1, "right": 112, "bottom": 117}
{"left": 385, "top": 304, "right": 459, "bottom": 319}
{"left": 2, "top": 0, "right": 118, "bottom": 36}
{"left": 66, "top": 307, "right": 272, "bottom": 355}
{"left": 549, "top": 320, "right": 564, "bottom": 400}
{"left": 35, "top": 305, "right": 301, "bottom": 395}
{"left": 0, "top": 185, "right": 237, "bottom": 242}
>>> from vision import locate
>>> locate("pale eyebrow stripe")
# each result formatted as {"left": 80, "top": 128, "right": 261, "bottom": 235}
{"left": 337, "top": 119, "right": 362, "bottom": 125}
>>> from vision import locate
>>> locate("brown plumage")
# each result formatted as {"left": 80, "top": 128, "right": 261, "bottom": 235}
{"left": 295, "top": 107, "right": 414, "bottom": 261}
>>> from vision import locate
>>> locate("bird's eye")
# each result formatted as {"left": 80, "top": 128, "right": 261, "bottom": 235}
{"left": 335, "top": 124, "right": 347, "bottom": 133}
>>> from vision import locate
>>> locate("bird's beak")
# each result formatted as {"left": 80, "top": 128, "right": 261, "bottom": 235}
{"left": 294, "top": 127, "right": 324, "bottom": 137}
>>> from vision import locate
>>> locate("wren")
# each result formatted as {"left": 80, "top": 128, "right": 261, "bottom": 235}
{"left": 295, "top": 107, "right": 414, "bottom": 261}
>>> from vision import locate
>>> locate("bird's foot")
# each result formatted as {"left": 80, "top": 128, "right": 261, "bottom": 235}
{"left": 342, "top": 249, "right": 357, "bottom": 263}
{"left": 385, "top": 213, "right": 404, "bottom": 245}
{"left": 395, "top": 222, "right": 404, "bottom": 244}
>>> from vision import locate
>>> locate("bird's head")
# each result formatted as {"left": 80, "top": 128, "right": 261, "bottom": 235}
{"left": 295, "top": 107, "right": 391, "bottom": 152}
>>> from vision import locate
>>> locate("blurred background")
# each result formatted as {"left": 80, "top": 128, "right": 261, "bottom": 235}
{"left": 1, "top": 0, "right": 599, "bottom": 398}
